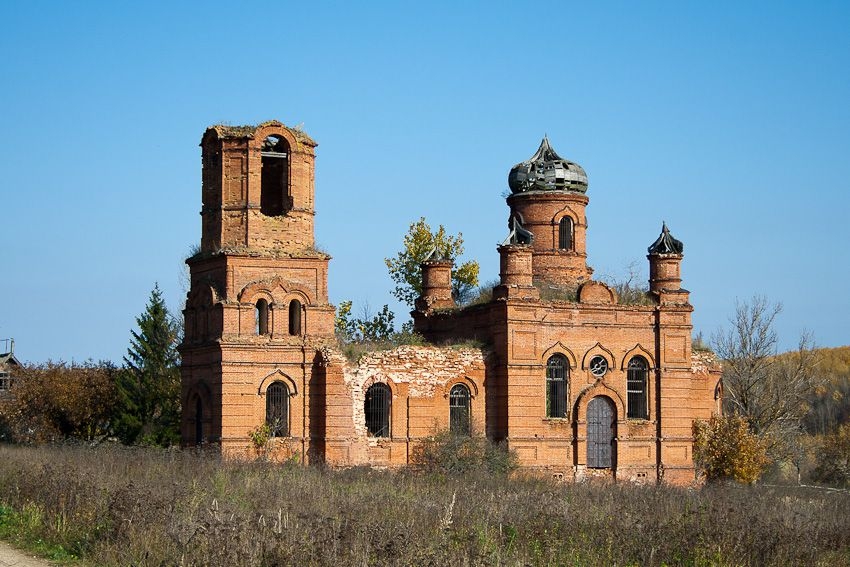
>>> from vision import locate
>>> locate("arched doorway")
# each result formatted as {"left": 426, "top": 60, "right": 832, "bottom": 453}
{"left": 194, "top": 396, "right": 203, "bottom": 445}
{"left": 587, "top": 396, "right": 615, "bottom": 469}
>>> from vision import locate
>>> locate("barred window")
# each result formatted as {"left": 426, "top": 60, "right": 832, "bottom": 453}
{"left": 289, "top": 300, "right": 302, "bottom": 336}
{"left": 558, "top": 217, "right": 573, "bottom": 250}
{"left": 365, "top": 383, "right": 391, "bottom": 437}
{"left": 266, "top": 381, "right": 290, "bottom": 436}
{"left": 546, "top": 355, "right": 569, "bottom": 418}
{"left": 256, "top": 299, "right": 269, "bottom": 335}
{"left": 627, "top": 357, "right": 649, "bottom": 419}
{"left": 449, "top": 384, "right": 471, "bottom": 435}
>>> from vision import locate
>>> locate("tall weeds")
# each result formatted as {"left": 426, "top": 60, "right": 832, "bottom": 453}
{"left": 0, "top": 444, "right": 848, "bottom": 566}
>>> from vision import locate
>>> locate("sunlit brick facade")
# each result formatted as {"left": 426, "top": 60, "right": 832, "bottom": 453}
{"left": 180, "top": 121, "right": 720, "bottom": 484}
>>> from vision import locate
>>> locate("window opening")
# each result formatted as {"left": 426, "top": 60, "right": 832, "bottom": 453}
{"left": 627, "top": 357, "right": 649, "bottom": 419}
{"left": 0, "top": 372, "right": 10, "bottom": 391}
{"left": 449, "top": 384, "right": 471, "bottom": 435}
{"left": 289, "top": 300, "right": 302, "bottom": 336}
{"left": 589, "top": 355, "right": 608, "bottom": 378}
{"left": 260, "top": 135, "right": 290, "bottom": 216}
{"left": 546, "top": 355, "right": 568, "bottom": 418}
{"left": 365, "top": 383, "right": 391, "bottom": 437}
{"left": 558, "top": 217, "right": 573, "bottom": 250}
{"left": 266, "top": 381, "right": 290, "bottom": 437}
{"left": 256, "top": 299, "right": 269, "bottom": 335}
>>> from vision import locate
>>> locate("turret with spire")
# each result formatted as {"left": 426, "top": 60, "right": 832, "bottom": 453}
{"left": 647, "top": 222, "right": 686, "bottom": 296}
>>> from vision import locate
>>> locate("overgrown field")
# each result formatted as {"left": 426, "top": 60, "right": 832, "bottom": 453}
{"left": 0, "top": 445, "right": 849, "bottom": 566}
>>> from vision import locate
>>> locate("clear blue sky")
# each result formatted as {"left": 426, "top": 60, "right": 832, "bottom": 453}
{"left": 1, "top": 1, "right": 848, "bottom": 363}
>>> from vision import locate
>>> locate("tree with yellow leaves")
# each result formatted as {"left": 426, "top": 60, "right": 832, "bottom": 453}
{"left": 693, "top": 415, "right": 770, "bottom": 483}
{"left": 385, "top": 217, "right": 479, "bottom": 306}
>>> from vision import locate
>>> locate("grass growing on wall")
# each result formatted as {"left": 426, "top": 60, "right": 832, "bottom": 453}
{"left": 0, "top": 444, "right": 849, "bottom": 566}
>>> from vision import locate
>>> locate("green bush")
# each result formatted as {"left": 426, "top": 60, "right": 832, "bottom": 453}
{"left": 412, "top": 430, "right": 517, "bottom": 475}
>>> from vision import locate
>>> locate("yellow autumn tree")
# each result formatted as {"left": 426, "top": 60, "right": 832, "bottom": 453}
{"left": 693, "top": 415, "right": 770, "bottom": 484}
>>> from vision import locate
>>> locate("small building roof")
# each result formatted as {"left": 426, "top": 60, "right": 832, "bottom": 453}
{"left": 647, "top": 222, "right": 684, "bottom": 255}
{"left": 508, "top": 136, "right": 588, "bottom": 194}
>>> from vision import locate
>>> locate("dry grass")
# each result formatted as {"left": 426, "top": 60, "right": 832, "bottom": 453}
{"left": 0, "top": 444, "right": 849, "bottom": 566}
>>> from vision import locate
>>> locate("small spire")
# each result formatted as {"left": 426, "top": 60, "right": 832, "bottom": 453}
{"left": 501, "top": 216, "right": 534, "bottom": 246}
{"left": 648, "top": 222, "right": 683, "bottom": 255}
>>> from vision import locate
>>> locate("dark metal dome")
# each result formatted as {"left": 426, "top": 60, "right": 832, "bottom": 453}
{"left": 647, "top": 222, "right": 684, "bottom": 255}
{"left": 508, "top": 137, "right": 588, "bottom": 194}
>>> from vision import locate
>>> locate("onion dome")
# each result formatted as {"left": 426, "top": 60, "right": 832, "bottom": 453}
{"left": 647, "top": 222, "right": 684, "bottom": 255}
{"left": 508, "top": 137, "right": 588, "bottom": 194}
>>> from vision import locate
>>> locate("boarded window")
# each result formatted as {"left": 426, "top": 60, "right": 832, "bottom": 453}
{"left": 256, "top": 299, "right": 269, "bottom": 335}
{"left": 627, "top": 357, "right": 649, "bottom": 419}
{"left": 266, "top": 381, "right": 290, "bottom": 437}
{"left": 365, "top": 383, "right": 391, "bottom": 437}
{"left": 260, "top": 135, "right": 289, "bottom": 216}
{"left": 546, "top": 355, "right": 568, "bottom": 418}
{"left": 449, "top": 384, "right": 471, "bottom": 435}
{"left": 558, "top": 217, "right": 573, "bottom": 250}
{"left": 587, "top": 396, "right": 615, "bottom": 468}
{"left": 289, "top": 300, "right": 302, "bottom": 335}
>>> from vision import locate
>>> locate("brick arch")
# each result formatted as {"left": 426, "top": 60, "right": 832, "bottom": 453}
{"left": 578, "top": 281, "right": 617, "bottom": 305}
{"left": 238, "top": 278, "right": 313, "bottom": 306}
{"left": 620, "top": 344, "right": 655, "bottom": 370}
{"left": 574, "top": 382, "right": 625, "bottom": 422}
{"left": 257, "top": 369, "right": 298, "bottom": 397}
{"left": 441, "top": 376, "right": 479, "bottom": 398}
{"left": 542, "top": 342, "right": 578, "bottom": 368}
{"left": 183, "top": 380, "right": 212, "bottom": 410}
{"left": 281, "top": 290, "right": 310, "bottom": 306}
{"left": 187, "top": 283, "right": 219, "bottom": 309}
{"left": 200, "top": 127, "right": 222, "bottom": 146}
{"left": 362, "top": 374, "right": 398, "bottom": 392}
{"left": 252, "top": 122, "right": 308, "bottom": 154}
{"left": 580, "top": 342, "right": 616, "bottom": 371}
{"left": 550, "top": 204, "right": 581, "bottom": 225}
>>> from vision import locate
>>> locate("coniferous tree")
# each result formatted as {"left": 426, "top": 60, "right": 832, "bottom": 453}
{"left": 114, "top": 284, "right": 181, "bottom": 446}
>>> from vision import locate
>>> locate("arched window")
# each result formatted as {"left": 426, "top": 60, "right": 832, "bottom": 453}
{"left": 260, "top": 135, "right": 290, "bottom": 216}
{"left": 266, "top": 381, "right": 290, "bottom": 437}
{"left": 288, "top": 300, "right": 302, "bottom": 335}
{"left": 546, "top": 355, "right": 569, "bottom": 418}
{"left": 255, "top": 299, "right": 269, "bottom": 335}
{"left": 449, "top": 384, "right": 471, "bottom": 435}
{"left": 365, "top": 383, "right": 391, "bottom": 437}
{"left": 558, "top": 217, "right": 573, "bottom": 250}
{"left": 627, "top": 357, "right": 649, "bottom": 419}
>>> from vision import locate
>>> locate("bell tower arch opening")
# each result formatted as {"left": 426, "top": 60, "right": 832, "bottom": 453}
{"left": 260, "top": 135, "right": 290, "bottom": 216}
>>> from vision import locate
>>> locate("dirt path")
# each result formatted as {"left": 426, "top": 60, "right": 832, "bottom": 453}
{"left": 0, "top": 541, "right": 52, "bottom": 567}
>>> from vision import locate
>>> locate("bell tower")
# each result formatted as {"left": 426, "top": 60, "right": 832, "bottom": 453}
{"left": 506, "top": 137, "right": 592, "bottom": 288}
{"left": 181, "top": 120, "right": 334, "bottom": 454}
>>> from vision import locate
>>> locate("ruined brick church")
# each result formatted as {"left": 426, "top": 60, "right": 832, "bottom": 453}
{"left": 180, "top": 120, "right": 720, "bottom": 484}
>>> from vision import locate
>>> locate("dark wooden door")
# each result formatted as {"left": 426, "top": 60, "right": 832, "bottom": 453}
{"left": 587, "top": 396, "right": 614, "bottom": 468}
